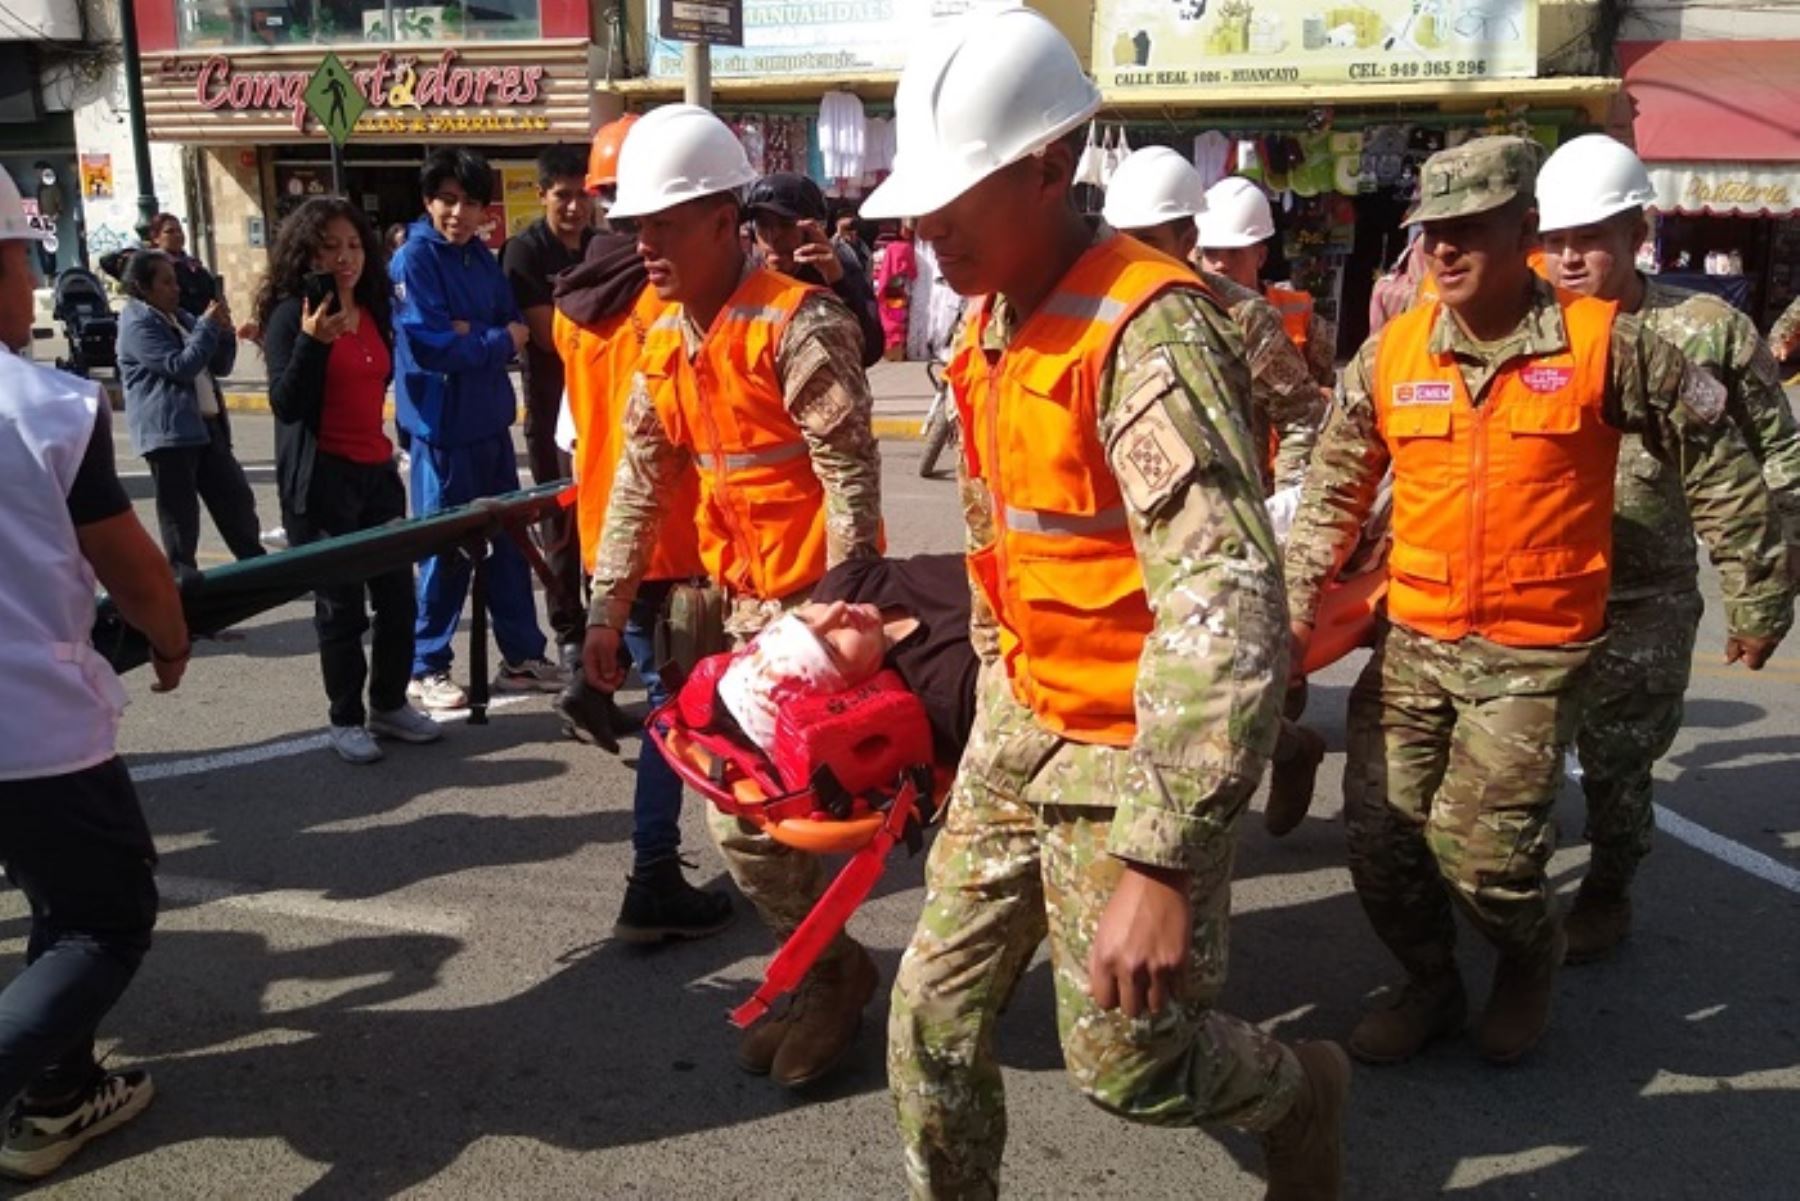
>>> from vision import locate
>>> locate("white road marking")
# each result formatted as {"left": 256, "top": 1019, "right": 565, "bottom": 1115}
{"left": 1654, "top": 804, "right": 1800, "bottom": 895}
{"left": 1641, "top": 1065, "right": 1800, "bottom": 1096}
{"left": 129, "top": 695, "right": 535, "bottom": 783}
{"left": 158, "top": 872, "right": 469, "bottom": 936}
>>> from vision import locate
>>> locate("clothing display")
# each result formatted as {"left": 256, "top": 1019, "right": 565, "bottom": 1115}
{"left": 1193, "top": 130, "right": 1233, "bottom": 186}
{"left": 818, "top": 91, "right": 868, "bottom": 183}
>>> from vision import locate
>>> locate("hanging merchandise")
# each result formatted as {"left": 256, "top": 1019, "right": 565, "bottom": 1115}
{"left": 1193, "top": 130, "right": 1233, "bottom": 186}
{"left": 1330, "top": 131, "right": 1366, "bottom": 195}
{"left": 1076, "top": 123, "right": 1106, "bottom": 188}
{"left": 736, "top": 119, "right": 768, "bottom": 175}
{"left": 862, "top": 116, "right": 895, "bottom": 184}
{"left": 819, "top": 91, "right": 868, "bottom": 185}
{"left": 1100, "top": 126, "right": 1133, "bottom": 187}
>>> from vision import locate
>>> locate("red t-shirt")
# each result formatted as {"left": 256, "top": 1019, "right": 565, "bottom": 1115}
{"left": 317, "top": 314, "right": 394, "bottom": 465}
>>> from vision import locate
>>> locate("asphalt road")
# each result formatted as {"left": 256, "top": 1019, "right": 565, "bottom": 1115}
{"left": 5, "top": 413, "right": 1796, "bottom": 1199}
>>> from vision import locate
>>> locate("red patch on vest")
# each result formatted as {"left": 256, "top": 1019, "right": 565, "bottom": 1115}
{"left": 1392, "top": 382, "right": 1454, "bottom": 407}
{"left": 1519, "top": 365, "right": 1574, "bottom": 394}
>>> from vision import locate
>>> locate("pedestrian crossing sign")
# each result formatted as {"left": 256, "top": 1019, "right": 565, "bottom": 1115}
{"left": 304, "top": 53, "right": 366, "bottom": 147}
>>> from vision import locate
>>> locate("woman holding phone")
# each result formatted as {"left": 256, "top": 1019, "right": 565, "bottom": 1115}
{"left": 255, "top": 196, "right": 441, "bottom": 764}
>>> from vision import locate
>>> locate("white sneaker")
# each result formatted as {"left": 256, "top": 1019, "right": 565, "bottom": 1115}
{"left": 407, "top": 672, "right": 469, "bottom": 710}
{"left": 495, "top": 657, "right": 568, "bottom": 693}
{"left": 0, "top": 1068, "right": 155, "bottom": 1181}
{"left": 259, "top": 525, "right": 288, "bottom": 550}
{"left": 369, "top": 705, "right": 443, "bottom": 744}
{"left": 329, "top": 724, "right": 384, "bottom": 765}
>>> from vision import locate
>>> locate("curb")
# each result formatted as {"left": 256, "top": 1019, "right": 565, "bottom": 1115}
{"left": 209, "top": 390, "right": 932, "bottom": 442}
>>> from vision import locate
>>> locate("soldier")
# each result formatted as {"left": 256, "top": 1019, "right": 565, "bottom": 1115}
{"left": 580, "top": 104, "right": 884, "bottom": 1090}
{"left": 1102, "top": 146, "right": 1326, "bottom": 495}
{"left": 1536, "top": 135, "right": 1800, "bottom": 960}
{"left": 866, "top": 12, "right": 1348, "bottom": 1199}
{"left": 1284, "top": 136, "right": 1792, "bottom": 1069}
{"left": 1103, "top": 146, "right": 1330, "bottom": 837}
{"left": 1199, "top": 176, "right": 1338, "bottom": 391}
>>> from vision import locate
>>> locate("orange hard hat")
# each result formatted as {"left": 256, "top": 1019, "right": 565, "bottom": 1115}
{"left": 587, "top": 114, "right": 640, "bottom": 193}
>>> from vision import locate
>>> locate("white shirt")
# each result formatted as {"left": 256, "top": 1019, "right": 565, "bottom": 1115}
{"left": 0, "top": 348, "right": 129, "bottom": 779}
{"left": 818, "top": 91, "right": 867, "bottom": 183}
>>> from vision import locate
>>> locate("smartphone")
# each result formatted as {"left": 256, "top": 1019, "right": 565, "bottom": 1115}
{"left": 302, "top": 270, "right": 339, "bottom": 314}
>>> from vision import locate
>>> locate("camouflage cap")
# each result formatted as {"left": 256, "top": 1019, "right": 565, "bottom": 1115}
{"left": 1405, "top": 135, "right": 1541, "bottom": 225}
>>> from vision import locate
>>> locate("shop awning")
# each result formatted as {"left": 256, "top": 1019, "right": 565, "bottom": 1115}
{"left": 1618, "top": 40, "right": 1800, "bottom": 163}
{"left": 1647, "top": 161, "right": 1800, "bottom": 218}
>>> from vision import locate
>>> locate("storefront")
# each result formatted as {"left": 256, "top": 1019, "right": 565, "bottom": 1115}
{"left": 1619, "top": 39, "right": 1800, "bottom": 331}
{"left": 133, "top": 0, "right": 597, "bottom": 317}
{"left": 1080, "top": 0, "right": 1614, "bottom": 353}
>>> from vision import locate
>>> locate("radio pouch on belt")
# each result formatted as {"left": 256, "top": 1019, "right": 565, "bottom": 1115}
{"left": 655, "top": 581, "right": 727, "bottom": 678}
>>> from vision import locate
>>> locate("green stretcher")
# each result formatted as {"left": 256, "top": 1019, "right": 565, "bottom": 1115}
{"left": 93, "top": 482, "right": 575, "bottom": 724}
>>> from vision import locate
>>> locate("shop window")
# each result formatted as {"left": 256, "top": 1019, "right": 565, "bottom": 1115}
{"left": 178, "top": 0, "right": 541, "bottom": 49}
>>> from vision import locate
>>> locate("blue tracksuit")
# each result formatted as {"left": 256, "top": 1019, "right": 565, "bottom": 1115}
{"left": 391, "top": 217, "right": 546, "bottom": 675}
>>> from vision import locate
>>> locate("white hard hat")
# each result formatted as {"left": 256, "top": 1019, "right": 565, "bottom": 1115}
{"left": 607, "top": 103, "right": 758, "bottom": 221}
{"left": 1102, "top": 147, "right": 1208, "bottom": 231}
{"left": 0, "top": 171, "right": 49, "bottom": 244}
{"left": 860, "top": 7, "right": 1100, "bottom": 221}
{"left": 1197, "top": 177, "right": 1275, "bottom": 248}
{"left": 1535, "top": 134, "right": 1657, "bottom": 234}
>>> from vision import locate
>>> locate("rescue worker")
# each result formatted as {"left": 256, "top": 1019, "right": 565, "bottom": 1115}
{"left": 1284, "top": 136, "right": 1792, "bottom": 1069}
{"left": 866, "top": 12, "right": 1348, "bottom": 1198}
{"left": 1102, "top": 145, "right": 1330, "bottom": 837}
{"left": 1769, "top": 295, "right": 1800, "bottom": 367}
{"left": 0, "top": 170, "right": 185, "bottom": 1179}
{"left": 584, "top": 112, "right": 637, "bottom": 214}
{"left": 549, "top": 125, "right": 732, "bottom": 943}
{"left": 580, "top": 104, "right": 884, "bottom": 1090}
{"left": 1536, "top": 135, "right": 1800, "bottom": 961}
{"left": 1199, "top": 176, "right": 1338, "bottom": 390}
{"left": 1102, "top": 146, "right": 1326, "bottom": 495}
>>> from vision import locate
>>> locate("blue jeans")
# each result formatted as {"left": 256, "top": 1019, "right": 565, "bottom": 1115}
{"left": 623, "top": 581, "right": 682, "bottom": 867}
{"left": 409, "top": 433, "right": 548, "bottom": 676}
{"left": 0, "top": 758, "right": 158, "bottom": 1106}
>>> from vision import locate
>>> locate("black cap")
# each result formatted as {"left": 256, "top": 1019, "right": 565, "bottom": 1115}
{"left": 745, "top": 173, "right": 827, "bottom": 223}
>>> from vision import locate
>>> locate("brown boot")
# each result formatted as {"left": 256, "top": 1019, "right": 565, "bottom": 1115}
{"left": 1263, "top": 1041, "right": 1352, "bottom": 1201}
{"left": 1266, "top": 723, "right": 1327, "bottom": 838}
{"left": 736, "top": 1012, "right": 792, "bottom": 1076}
{"left": 770, "top": 943, "right": 879, "bottom": 1088}
{"left": 1348, "top": 973, "right": 1465, "bottom": 1066}
{"left": 1477, "top": 927, "right": 1567, "bottom": 1065}
{"left": 1563, "top": 884, "right": 1631, "bottom": 965}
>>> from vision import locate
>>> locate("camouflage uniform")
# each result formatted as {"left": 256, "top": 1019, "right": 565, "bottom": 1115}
{"left": 590, "top": 261, "right": 883, "bottom": 960}
{"left": 1576, "top": 281, "right": 1800, "bottom": 893}
{"left": 891, "top": 235, "right": 1302, "bottom": 1200}
{"left": 1284, "top": 141, "right": 1793, "bottom": 978}
{"left": 1200, "top": 269, "right": 1328, "bottom": 493}
{"left": 1301, "top": 311, "right": 1339, "bottom": 391}
{"left": 1769, "top": 295, "right": 1800, "bottom": 364}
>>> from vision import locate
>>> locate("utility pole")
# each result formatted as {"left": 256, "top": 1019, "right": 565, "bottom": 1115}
{"left": 683, "top": 43, "right": 711, "bottom": 109}
{"left": 117, "top": 0, "right": 160, "bottom": 241}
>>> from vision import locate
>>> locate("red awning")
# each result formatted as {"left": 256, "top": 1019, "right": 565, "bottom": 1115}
{"left": 1618, "top": 40, "right": 1800, "bottom": 164}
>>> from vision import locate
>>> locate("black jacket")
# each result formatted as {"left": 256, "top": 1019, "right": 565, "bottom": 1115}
{"left": 264, "top": 294, "right": 395, "bottom": 520}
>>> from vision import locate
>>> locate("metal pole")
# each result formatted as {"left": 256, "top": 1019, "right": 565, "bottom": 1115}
{"left": 682, "top": 42, "right": 711, "bottom": 109}
{"left": 330, "top": 140, "right": 346, "bottom": 197}
{"left": 118, "top": 0, "right": 160, "bottom": 241}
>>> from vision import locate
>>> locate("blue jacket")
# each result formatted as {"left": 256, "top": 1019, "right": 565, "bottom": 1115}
{"left": 116, "top": 299, "right": 238, "bottom": 456}
{"left": 390, "top": 216, "right": 522, "bottom": 448}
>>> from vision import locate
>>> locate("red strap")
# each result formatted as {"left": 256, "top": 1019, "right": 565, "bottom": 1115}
{"left": 644, "top": 701, "right": 823, "bottom": 825}
{"left": 729, "top": 773, "right": 926, "bottom": 1028}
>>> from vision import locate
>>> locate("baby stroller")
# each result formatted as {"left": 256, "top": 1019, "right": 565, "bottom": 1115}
{"left": 53, "top": 267, "right": 118, "bottom": 378}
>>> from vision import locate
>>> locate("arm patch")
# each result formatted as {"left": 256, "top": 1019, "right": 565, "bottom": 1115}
{"left": 1679, "top": 362, "right": 1728, "bottom": 425}
{"left": 1108, "top": 363, "right": 1205, "bottom": 518}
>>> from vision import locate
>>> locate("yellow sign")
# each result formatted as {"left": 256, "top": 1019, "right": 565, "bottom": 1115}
{"left": 501, "top": 165, "right": 541, "bottom": 239}
{"left": 1094, "top": 0, "right": 1538, "bottom": 91}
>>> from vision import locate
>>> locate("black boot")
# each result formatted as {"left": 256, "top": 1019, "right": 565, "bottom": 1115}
{"left": 556, "top": 675, "right": 623, "bottom": 753}
{"left": 613, "top": 857, "right": 734, "bottom": 944}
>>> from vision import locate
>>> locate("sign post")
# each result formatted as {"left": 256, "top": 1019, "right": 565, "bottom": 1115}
{"left": 658, "top": 0, "right": 743, "bottom": 109}
{"left": 302, "top": 52, "right": 367, "bottom": 194}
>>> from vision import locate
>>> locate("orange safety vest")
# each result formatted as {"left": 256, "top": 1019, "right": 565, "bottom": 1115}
{"left": 951, "top": 235, "right": 1209, "bottom": 746}
{"left": 1263, "top": 283, "right": 1314, "bottom": 349}
{"left": 553, "top": 287, "right": 703, "bottom": 579}
{"left": 642, "top": 269, "right": 832, "bottom": 601}
{"left": 1374, "top": 289, "right": 1620, "bottom": 647}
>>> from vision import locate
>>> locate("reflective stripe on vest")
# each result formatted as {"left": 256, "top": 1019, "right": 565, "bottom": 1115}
{"left": 950, "top": 235, "right": 1211, "bottom": 746}
{"left": 1374, "top": 289, "right": 1619, "bottom": 647}
{"left": 1003, "top": 504, "right": 1131, "bottom": 537}
{"left": 648, "top": 269, "right": 834, "bottom": 600}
